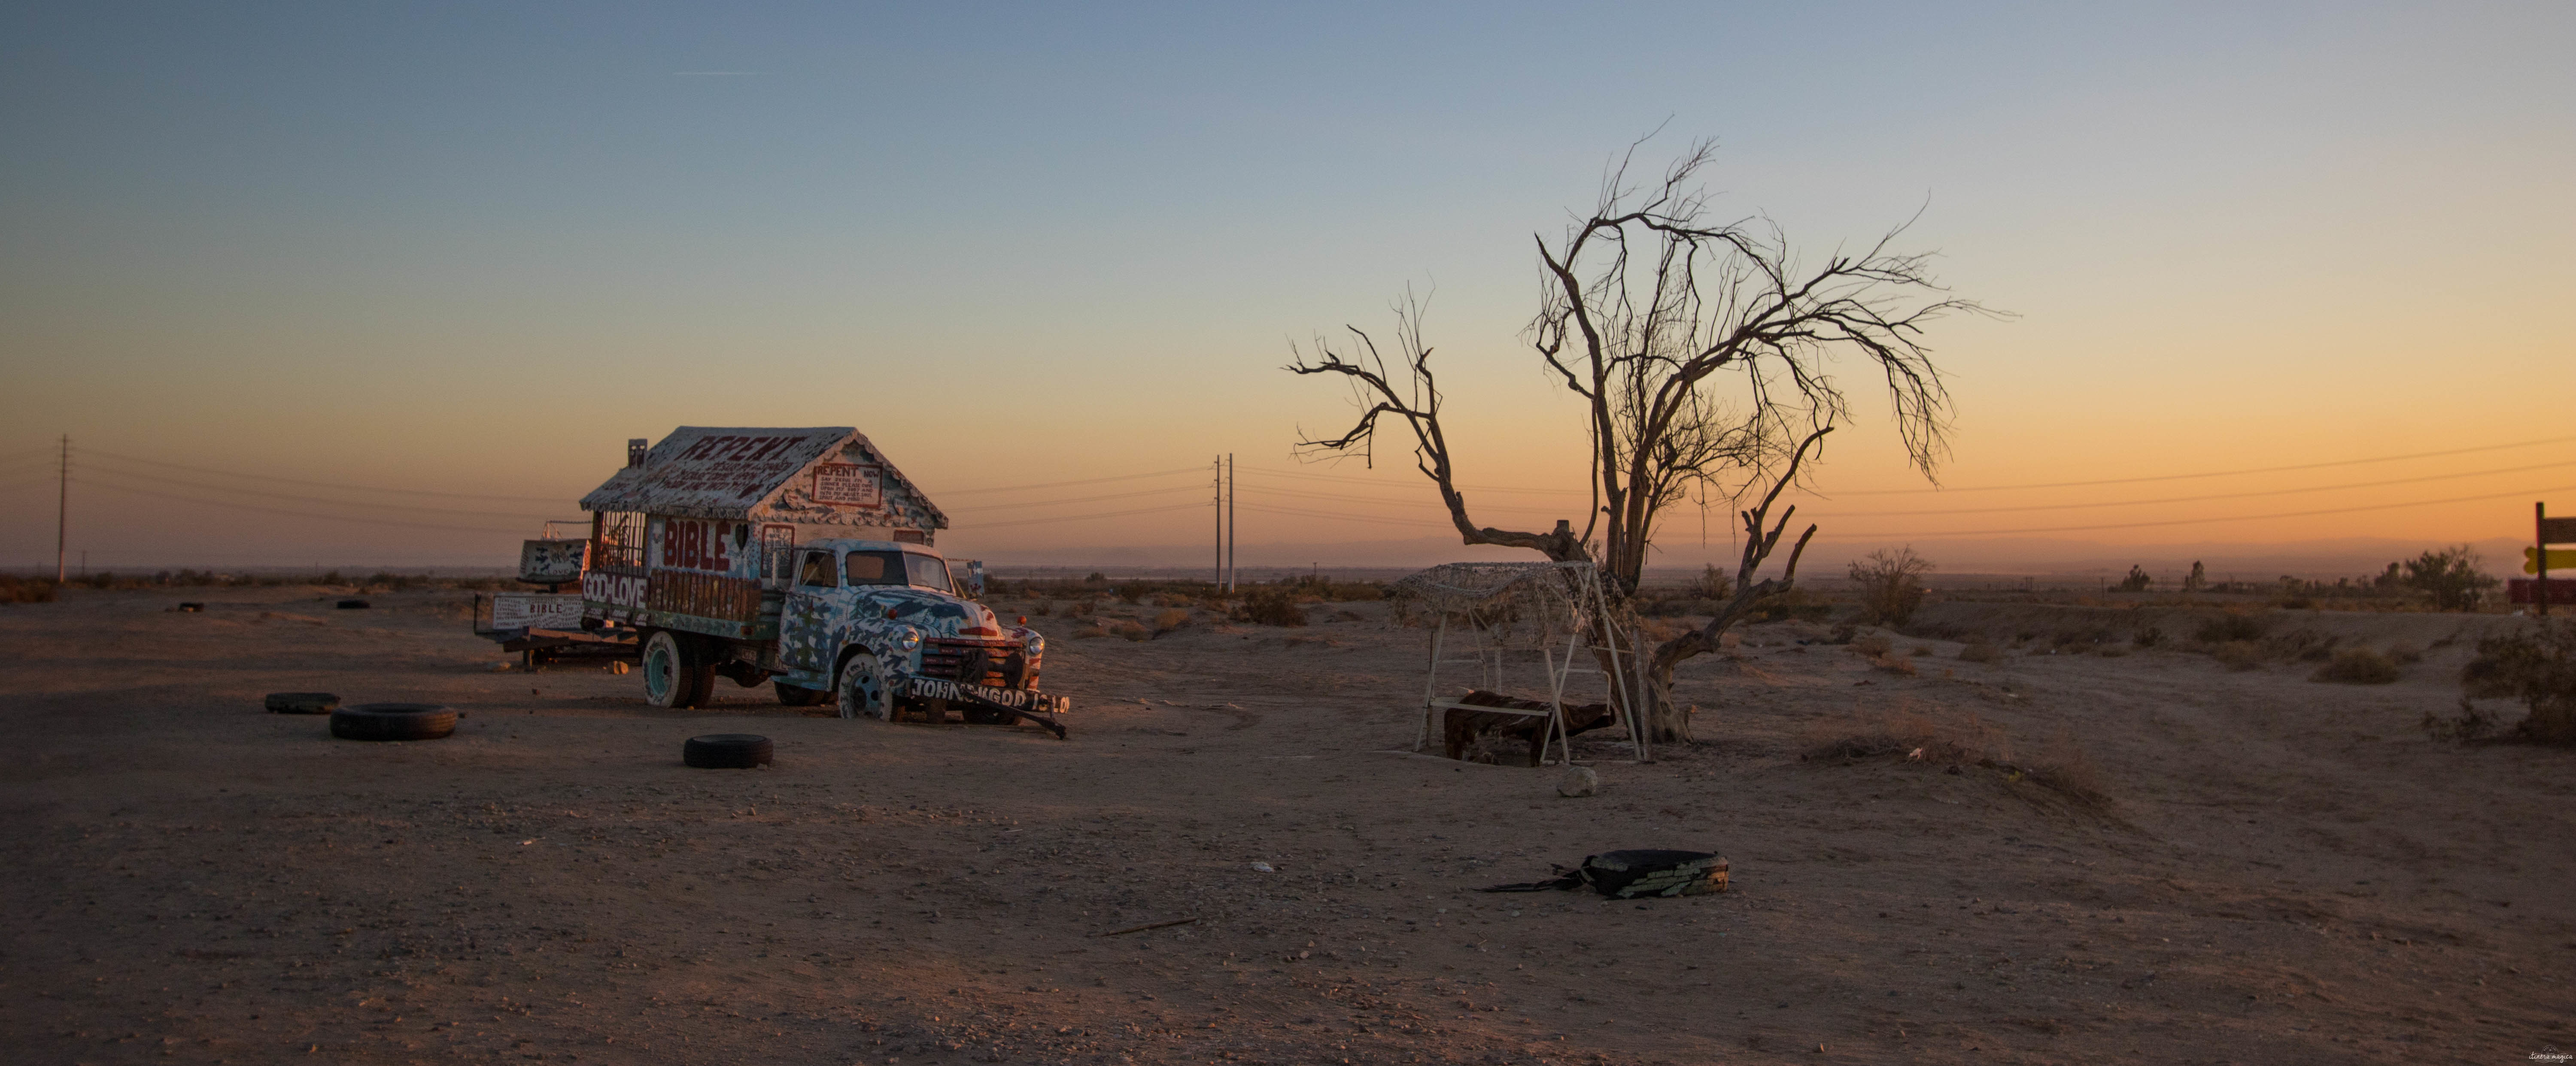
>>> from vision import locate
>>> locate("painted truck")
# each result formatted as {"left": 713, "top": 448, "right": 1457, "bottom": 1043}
{"left": 575, "top": 427, "right": 1066, "bottom": 736}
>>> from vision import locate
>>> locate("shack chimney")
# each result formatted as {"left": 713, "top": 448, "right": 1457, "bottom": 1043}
{"left": 627, "top": 438, "right": 648, "bottom": 468}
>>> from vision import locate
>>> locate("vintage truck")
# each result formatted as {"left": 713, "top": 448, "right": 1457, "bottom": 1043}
{"left": 574, "top": 427, "right": 1066, "bottom": 737}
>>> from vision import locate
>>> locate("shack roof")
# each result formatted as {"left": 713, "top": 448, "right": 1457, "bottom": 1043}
{"left": 578, "top": 427, "right": 948, "bottom": 530}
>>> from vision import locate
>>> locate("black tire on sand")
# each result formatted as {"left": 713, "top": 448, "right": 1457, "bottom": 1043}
{"left": 683, "top": 734, "right": 773, "bottom": 769}
{"left": 329, "top": 703, "right": 457, "bottom": 742}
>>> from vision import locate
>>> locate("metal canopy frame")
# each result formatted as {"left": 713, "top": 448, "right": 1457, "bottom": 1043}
{"left": 1405, "top": 560, "right": 1649, "bottom": 765}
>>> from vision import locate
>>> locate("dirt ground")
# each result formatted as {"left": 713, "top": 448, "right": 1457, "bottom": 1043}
{"left": 2, "top": 588, "right": 2570, "bottom": 1066}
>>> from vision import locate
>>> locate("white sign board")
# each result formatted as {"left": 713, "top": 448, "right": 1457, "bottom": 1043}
{"left": 492, "top": 593, "right": 585, "bottom": 632}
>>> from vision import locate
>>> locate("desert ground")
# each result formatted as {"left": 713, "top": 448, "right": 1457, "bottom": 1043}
{"left": 2, "top": 585, "right": 2570, "bottom": 1066}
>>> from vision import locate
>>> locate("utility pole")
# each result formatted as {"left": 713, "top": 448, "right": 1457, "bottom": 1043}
{"left": 1225, "top": 453, "right": 1235, "bottom": 592}
{"left": 1213, "top": 456, "right": 1222, "bottom": 586}
{"left": 55, "top": 434, "right": 69, "bottom": 583}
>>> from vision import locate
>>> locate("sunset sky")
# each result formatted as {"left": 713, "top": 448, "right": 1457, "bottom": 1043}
{"left": 3, "top": 3, "right": 2570, "bottom": 573}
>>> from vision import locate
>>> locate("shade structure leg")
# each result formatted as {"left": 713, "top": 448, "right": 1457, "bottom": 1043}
{"left": 1417, "top": 615, "right": 1448, "bottom": 751}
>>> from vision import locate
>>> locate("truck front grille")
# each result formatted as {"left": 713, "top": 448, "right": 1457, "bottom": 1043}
{"left": 920, "top": 638, "right": 1026, "bottom": 687}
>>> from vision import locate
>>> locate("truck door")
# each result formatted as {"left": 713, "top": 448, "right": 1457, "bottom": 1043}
{"left": 778, "top": 548, "right": 842, "bottom": 672}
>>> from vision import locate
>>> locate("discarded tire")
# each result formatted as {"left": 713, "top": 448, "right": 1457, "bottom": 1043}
{"left": 264, "top": 691, "right": 339, "bottom": 715}
{"left": 329, "top": 703, "right": 456, "bottom": 742}
{"left": 336, "top": 599, "right": 371, "bottom": 610}
{"left": 683, "top": 733, "right": 772, "bottom": 769}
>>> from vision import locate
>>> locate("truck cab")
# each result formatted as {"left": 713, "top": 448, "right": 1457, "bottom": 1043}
{"left": 769, "top": 539, "right": 1048, "bottom": 721}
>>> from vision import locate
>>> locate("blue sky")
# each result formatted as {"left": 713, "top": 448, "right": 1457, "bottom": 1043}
{"left": 3, "top": 3, "right": 2570, "bottom": 568}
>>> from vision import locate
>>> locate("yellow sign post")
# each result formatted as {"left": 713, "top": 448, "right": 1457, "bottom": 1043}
{"left": 2526, "top": 546, "right": 2576, "bottom": 574}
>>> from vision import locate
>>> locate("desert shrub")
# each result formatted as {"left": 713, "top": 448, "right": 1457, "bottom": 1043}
{"left": 1109, "top": 620, "right": 1150, "bottom": 641}
{"left": 1073, "top": 625, "right": 1109, "bottom": 639}
{"left": 2114, "top": 565, "right": 2151, "bottom": 593}
{"left": 1234, "top": 587, "right": 1308, "bottom": 627}
{"left": 2265, "top": 628, "right": 2340, "bottom": 663}
{"left": 2196, "top": 612, "right": 2270, "bottom": 644}
{"left": 1847, "top": 547, "right": 1934, "bottom": 626}
{"left": 0, "top": 575, "right": 60, "bottom": 603}
{"left": 1910, "top": 644, "right": 1935, "bottom": 657}
{"left": 1152, "top": 608, "right": 1189, "bottom": 635}
{"left": 1746, "top": 590, "right": 1832, "bottom": 624}
{"left": 1957, "top": 641, "right": 2001, "bottom": 663}
{"left": 2133, "top": 626, "right": 2163, "bottom": 648}
{"left": 2457, "top": 619, "right": 2576, "bottom": 743}
{"left": 1848, "top": 632, "right": 1894, "bottom": 658}
{"left": 2386, "top": 642, "right": 2422, "bottom": 664}
{"left": 1068, "top": 600, "right": 1096, "bottom": 618}
{"left": 1032, "top": 600, "right": 1054, "bottom": 617}
{"left": 1114, "top": 584, "right": 1146, "bottom": 604}
{"left": 2096, "top": 645, "right": 2128, "bottom": 658}
{"left": 1871, "top": 653, "right": 1918, "bottom": 676}
{"left": 2310, "top": 647, "right": 2400, "bottom": 684}
{"left": 2213, "top": 640, "right": 2265, "bottom": 670}
{"left": 1084, "top": 572, "right": 1106, "bottom": 584}
{"left": 2421, "top": 699, "right": 2501, "bottom": 742}
{"left": 2400, "top": 545, "right": 2500, "bottom": 612}
{"left": 1693, "top": 564, "right": 1734, "bottom": 601}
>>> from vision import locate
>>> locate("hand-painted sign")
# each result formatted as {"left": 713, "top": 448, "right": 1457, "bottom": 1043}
{"left": 2524, "top": 547, "right": 2576, "bottom": 575}
{"left": 811, "top": 463, "right": 883, "bottom": 508}
{"left": 2509, "top": 578, "right": 2576, "bottom": 604}
{"left": 656, "top": 518, "right": 737, "bottom": 573}
{"left": 519, "top": 539, "right": 589, "bottom": 584}
{"left": 583, "top": 569, "right": 647, "bottom": 610}
{"left": 492, "top": 593, "right": 585, "bottom": 631}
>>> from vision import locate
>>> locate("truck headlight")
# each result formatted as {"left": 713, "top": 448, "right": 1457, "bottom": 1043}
{"left": 1019, "top": 631, "right": 1044, "bottom": 657}
{"left": 897, "top": 628, "right": 921, "bottom": 651}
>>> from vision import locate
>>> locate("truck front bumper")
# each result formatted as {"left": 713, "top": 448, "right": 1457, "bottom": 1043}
{"left": 902, "top": 675, "right": 1071, "bottom": 739}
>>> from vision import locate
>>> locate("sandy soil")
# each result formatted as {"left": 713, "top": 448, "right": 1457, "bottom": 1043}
{"left": 2, "top": 588, "right": 2570, "bottom": 1066}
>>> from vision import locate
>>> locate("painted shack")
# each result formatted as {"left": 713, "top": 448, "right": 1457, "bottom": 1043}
{"left": 577, "top": 427, "right": 949, "bottom": 641}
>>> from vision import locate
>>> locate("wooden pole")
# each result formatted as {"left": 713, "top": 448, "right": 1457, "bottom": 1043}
{"left": 55, "top": 434, "right": 68, "bottom": 583}
{"left": 2541, "top": 501, "right": 2552, "bottom": 617}
{"left": 1212, "top": 457, "right": 1221, "bottom": 586}
{"left": 1225, "top": 454, "right": 1235, "bottom": 592}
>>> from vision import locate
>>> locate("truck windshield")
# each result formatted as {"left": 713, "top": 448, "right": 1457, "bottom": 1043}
{"left": 844, "top": 551, "right": 953, "bottom": 593}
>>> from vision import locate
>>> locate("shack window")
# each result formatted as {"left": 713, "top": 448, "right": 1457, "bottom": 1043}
{"left": 797, "top": 551, "right": 838, "bottom": 588}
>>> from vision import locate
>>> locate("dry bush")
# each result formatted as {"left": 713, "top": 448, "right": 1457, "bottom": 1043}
{"left": 1032, "top": 600, "right": 1054, "bottom": 617}
{"left": 1847, "top": 547, "right": 1934, "bottom": 625}
{"left": 1106, "top": 620, "right": 1151, "bottom": 642}
{"left": 1151, "top": 609, "right": 1190, "bottom": 636}
{"left": 2265, "top": 628, "right": 2340, "bottom": 663}
{"left": 1957, "top": 641, "right": 2001, "bottom": 663}
{"left": 2132, "top": 625, "right": 2163, "bottom": 648}
{"left": 2213, "top": 640, "right": 2265, "bottom": 670}
{"left": 1068, "top": 600, "right": 1097, "bottom": 618}
{"left": 0, "top": 576, "right": 59, "bottom": 604}
{"left": 1910, "top": 644, "right": 1935, "bottom": 657}
{"left": 1871, "top": 654, "right": 1919, "bottom": 676}
{"left": 2195, "top": 612, "right": 2270, "bottom": 644}
{"left": 1072, "top": 625, "right": 1110, "bottom": 639}
{"left": 2310, "top": 647, "right": 2400, "bottom": 684}
{"left": 2024, "top": 730, "right": 2107, "bottom": 803}
{"left": 1234, "top": 587, "right": 1309, "bottom": 627}
{"left": 1848, "top": 632, "right": 1894, "bottom": 657}
{"left": 2386, "top": 641, "right": 2423, "bottom": 664}
{"left": 2096, "top": 645, "right": 2128, "bottom": 658}
{"left": 2456, "top": 619, "right": 2576, "bottom": 743}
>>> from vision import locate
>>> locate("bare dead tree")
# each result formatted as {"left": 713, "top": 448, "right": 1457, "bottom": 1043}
{"left": 1290, "top": 138, "right": 1983, "bottom": 745}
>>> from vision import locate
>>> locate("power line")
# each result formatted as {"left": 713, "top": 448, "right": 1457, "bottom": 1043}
{"left": 78, "top": 480, "right": 550, "bottom": 534}
{"left": 945, "top": 483, "right": 1208, "bottom": 514}
{"left": 1804, "top": 458, "right": 2576, "bottom": 518}
{"left": 960, "top": 501, "right": 1210, "bottom": 529}
{"left": 1233, "top": 465, "right": 1589, "bottom": 496}
{"left": 1829, "top": 432, "right": 2576, "bottom": 495}
{"left": 79, "top": 448, "right": 581, "bottom": 503}
{"left": 942, "top": 466, "right": 1209, "bottom": 495}
{"left": 75, "top": 468, "right": 569, "bottom": 520}
{"left": 1819, "top": 482, "right": 2576, "bottom": 540}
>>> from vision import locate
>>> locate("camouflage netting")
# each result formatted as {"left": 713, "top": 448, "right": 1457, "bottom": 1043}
{"left": 1385, "top": 561, "right": 1592, "bottom": 645}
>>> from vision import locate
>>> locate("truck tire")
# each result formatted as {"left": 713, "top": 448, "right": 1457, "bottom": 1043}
{"left": 836, "top": 652, "right": 892, "bottom": 721}
{"left": 775, "top": 682, "right": 832, "bottom": 706}
{"left": 265, "top": 691, "right": 339, "bottom": 715}
{"left": 642, "top": 631, "right": 715, "bottom": 709}
{"left": 329, "top": 703, "right": 456, "bottom": 742}
{"left": 683, "top": 733, "right": 772, "bottom": 769}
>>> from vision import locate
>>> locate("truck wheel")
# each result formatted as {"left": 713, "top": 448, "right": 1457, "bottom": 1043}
{"left": 775, "top": 682, "right": 831, "bottom": 706}
{"left": 642, "top": 631, "right": 713, "bottom": 709}
{"left": 837, "top": 652, "right": 892, "bottom": 721}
